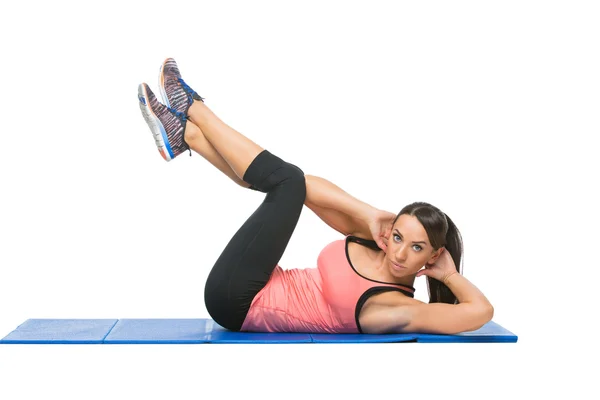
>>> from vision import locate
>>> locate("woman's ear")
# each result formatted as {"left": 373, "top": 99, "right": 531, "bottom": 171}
{"left": 427, "top": 247, "right": 444, "bottom": 265}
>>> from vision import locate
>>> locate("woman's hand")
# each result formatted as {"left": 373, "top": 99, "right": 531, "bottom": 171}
{"left": 366, "top": 209, "right": 397, "bottom": 253}
{"left": 416, "top": 248, "right": 458, "bottom": 284}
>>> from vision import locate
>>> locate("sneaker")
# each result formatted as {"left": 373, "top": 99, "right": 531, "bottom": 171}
{"left": 159, "top": 57, "right": 204, "bottom": 116}
{"left": 138, "top": 82, "right": 190, "bottom": 162}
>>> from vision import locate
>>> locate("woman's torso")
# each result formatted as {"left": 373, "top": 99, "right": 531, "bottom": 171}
{"left": 346, "top": 235, "right": 424, "bottom": 332}
{"left": 239, "top": 235, "right": 418, "bottom": 333}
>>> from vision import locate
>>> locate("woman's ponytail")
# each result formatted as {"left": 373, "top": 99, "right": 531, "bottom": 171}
{"left": 426, "top": 212, "right": 463, "bottom": 304}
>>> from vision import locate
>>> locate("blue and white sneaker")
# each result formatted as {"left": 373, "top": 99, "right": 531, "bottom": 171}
{"left": 159, "top": 57, "right": 204, "bottom": 117}
{"left": 138, "top": 82, "right": 190, "bottom": 161}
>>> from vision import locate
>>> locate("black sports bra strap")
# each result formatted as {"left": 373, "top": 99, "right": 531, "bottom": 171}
{"left": 347, "top": 235, "right": 381, "bottom": 251}
{"left": 354, "top": 286, "right": 415, "bottom": 333}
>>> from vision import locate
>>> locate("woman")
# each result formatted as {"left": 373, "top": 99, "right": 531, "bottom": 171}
{"left": 137, "top": 58, "right": 494, "bottom": 335}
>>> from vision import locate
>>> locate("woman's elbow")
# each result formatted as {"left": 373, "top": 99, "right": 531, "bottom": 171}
{"left": 470, "top": 304, "right": 494, "bottom": 331}
{"left": 460, "top": 304, "right": 494, "bottom": 333}
{"left": 486, "top": 304, "right": 495, "bottom": 320}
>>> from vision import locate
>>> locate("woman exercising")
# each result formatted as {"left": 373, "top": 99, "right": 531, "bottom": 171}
{"left": 137, "top": 58, "right": 494, "bottom": 334}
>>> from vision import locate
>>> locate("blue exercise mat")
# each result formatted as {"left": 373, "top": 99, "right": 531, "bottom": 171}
{"left": 103, "top": 319, "right": 312, "bottom": 344}
{"left": 104, "top": 319, "right": 212, "bottom": 344}
{"left": 0, "top": 319, "right": 517, "bottom": 344}
{"left": 310, "top": 321, "right": 517, "bottom": 343}
{"left": 0, "top": 319, "right": 119, "bottom": 344}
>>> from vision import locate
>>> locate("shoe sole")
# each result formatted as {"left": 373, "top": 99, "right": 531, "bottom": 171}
{"left": 138, "top": 83, "right": 174, "bottom": 161}
{"left": 158, "top": 58, "right": 172, "bottom": 109}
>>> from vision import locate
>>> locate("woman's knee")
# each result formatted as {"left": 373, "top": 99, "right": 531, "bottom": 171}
{"left": 279, "top": 164, "right": 306, "bottom": 201}
{"left": 257, "top": 161, "right": 306, "bottom": 197}
{"left": 282, "top": 162, "right": 305, "bottom": 184}
{"left": 276, "top": 161, "right": 304, "bottom": 181}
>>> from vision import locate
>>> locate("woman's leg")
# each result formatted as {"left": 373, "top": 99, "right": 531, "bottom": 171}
{"left": 184, "top": 121, "right": 252, "bottom": 189}
{"left": 186, "top": 100, "right": 265, "bottom": 184}
{"left": 184, "top": 99, "right": 306, "bottom": 331}
{"left": 204, "top": 149, "right": 306, "bottom": 331}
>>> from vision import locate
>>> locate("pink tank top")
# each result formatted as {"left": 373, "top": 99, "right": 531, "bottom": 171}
{"left": 240, "top": 235, "right": 415, "bottom": 333}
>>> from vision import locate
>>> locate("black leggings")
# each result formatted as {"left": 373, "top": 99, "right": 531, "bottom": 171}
{"left": 204, "top": 149, "right": 306, "bottom": 331}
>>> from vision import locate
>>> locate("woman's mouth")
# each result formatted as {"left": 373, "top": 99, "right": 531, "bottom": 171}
{"left": 390, "top": 260, "right": 406, "bottom": 270}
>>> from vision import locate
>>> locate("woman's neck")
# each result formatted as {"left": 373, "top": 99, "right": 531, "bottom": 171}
{"left": 375, "top": 252, "right": 417, "bottom": 288}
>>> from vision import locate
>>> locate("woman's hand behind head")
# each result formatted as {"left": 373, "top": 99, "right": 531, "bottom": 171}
{"left": 416, "top": 248, "right": 457, "bottom": 283}
{"left": 366, "top": 209, "right": 397, "bottom": 252}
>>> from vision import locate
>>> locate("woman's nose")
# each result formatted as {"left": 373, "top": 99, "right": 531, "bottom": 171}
{"left": 394, "top": 245, "right": 408, "bottom": 261}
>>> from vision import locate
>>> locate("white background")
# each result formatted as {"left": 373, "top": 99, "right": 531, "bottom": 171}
{"left": 1, "top": 0, "right": 598, "bottom": 398}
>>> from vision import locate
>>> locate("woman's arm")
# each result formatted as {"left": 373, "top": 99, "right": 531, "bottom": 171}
{"left": 304, "top": 201, "right": 360, "bottom": 236}
{"left": 404, "top": 274, "right": 493, "bottom": 334}
{"left": 361, "top": 274, "right": 494, "bottom": 335}
{"left": 304, "top": 175, "right": 377, "bottom": 237}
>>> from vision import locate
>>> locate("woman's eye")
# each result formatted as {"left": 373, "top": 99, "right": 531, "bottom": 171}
{"left": 394, "top": 234, "right": 422, "bottom": 251}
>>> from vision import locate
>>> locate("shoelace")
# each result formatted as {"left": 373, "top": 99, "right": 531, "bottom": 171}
{"left": 167, "top": 106, "right": 187, "bottom": 121}
{"left": 175, "top": 78, "right": 202, "bottom": 157}
{"left": 178, "top": 78, "right": 205, "bottom": 103}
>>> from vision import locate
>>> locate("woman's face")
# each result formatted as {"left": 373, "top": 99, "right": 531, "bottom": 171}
{"left": 385, "top": 214, "right": 442, "bottom": 277}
